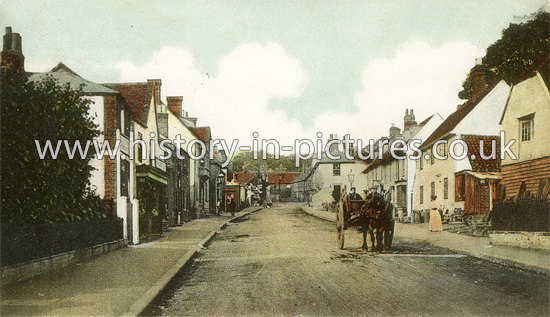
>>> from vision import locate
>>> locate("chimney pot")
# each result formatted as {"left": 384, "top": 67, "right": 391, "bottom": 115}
{"left": 167, "top": 96, "right": 183, "bottom": 117}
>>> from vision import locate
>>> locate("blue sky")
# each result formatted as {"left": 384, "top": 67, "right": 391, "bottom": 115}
{"left": 2, "top": 0, "right": 548, "bottom": 147}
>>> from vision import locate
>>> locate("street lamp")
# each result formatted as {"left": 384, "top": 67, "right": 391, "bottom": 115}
{"left": 348, "top": 173, "right": 354, "bottom": 188}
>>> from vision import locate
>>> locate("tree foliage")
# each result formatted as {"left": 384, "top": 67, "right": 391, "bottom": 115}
{"left": 230, "top": 150, "right": 305, "bottom": 173}
{"left": 458, "top": 11, "right": 549, "bottom": 100}
{"left": 1, "top": 73, "right": 106, "bottom": 225}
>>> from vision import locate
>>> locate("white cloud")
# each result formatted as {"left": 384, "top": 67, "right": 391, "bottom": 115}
{"left": 114, "top": 43, "right": 308, "bottom": 148}
{"left": 114, "top": 39, "right": 483, "bottom": 154}
{"left": 349, "top": 39, "right": 483, "bottom": 140}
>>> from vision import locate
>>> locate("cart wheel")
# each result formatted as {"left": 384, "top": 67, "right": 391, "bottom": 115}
{"left": 337, "top": 223, "right": 345, "bottom": 250}
{"left": 384, "top": 220, "right": 395, "bottom": 250}
{"left": 336, "top": 202, "right": 345, "bottom": 250}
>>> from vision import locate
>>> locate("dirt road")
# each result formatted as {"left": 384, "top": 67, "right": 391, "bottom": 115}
{"left": 144, "top": 204, "right": 549, "bottom": 316}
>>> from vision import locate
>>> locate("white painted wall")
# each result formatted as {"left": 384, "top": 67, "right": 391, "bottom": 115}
{"left": 407, "top": 113, "right": 443, "bottom": 217}
{"left": 87, "top": 96, "right": 105, "bottom": 197}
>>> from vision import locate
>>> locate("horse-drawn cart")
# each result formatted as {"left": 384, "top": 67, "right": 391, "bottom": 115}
{"left": 335, "top": 187, "right": 395, "bottom": 251}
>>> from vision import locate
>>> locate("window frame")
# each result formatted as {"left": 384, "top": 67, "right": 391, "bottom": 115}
{"left": 518, "top": 113, "right": 535, "bottom": 142}
{"left": 333, "top": 163, "right": 341, "bottom": 176}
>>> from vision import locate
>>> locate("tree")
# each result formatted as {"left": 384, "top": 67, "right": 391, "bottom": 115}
{"left": 1, "top": 73, "right": 106, "bottom": 225}
{"left": 458, "top": 11, "right": 549, "bottom": 101}
{"left": 230, "top": 150, "right": 303, "bottom": 173}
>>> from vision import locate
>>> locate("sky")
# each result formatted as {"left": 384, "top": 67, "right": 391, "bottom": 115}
{"left": 2, "top": 0, "right": 548, "bottom": 150}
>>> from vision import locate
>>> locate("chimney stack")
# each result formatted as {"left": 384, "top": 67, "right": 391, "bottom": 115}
{"left": 1, "top": 27, "right": 25, "bottom": 75}
{"left": 389, "top": 123, "right": 401, "bottom": 139}
{"left": 167, "top": 96, "right": 183, "bottom": 117}
{"left": 404, "top": 108, "right": 417, "bottom": 131}
{"left": 470, "top": 58, "right": 486, "bottom": 102}
{"left": 147, "top": 79, "right": 162, "bottom": 104}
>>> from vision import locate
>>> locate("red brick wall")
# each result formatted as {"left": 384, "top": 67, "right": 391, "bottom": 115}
{"left": 104, "top": 95, "right": 117, "bottom": 218}
{"left": 470, "top": 64, "right": 486, "bottom": 101}
{"left": 501, "top": 156, "right": 550, "bottom": 199}
{"left": 167, "top": 96, "right": 183, "bottom": 117}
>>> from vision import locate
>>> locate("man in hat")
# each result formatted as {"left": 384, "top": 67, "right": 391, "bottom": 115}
{"left": 348, "top": 187, "right": 363, "bottom": 201}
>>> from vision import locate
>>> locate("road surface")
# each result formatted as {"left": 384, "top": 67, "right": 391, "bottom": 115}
{"left": 143, "top": 204, "right": 549, "bottom": 316}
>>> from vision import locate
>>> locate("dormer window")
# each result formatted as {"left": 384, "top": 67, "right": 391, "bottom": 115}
{"left": 519, "top": 113, "right": 535, "bottom": 142}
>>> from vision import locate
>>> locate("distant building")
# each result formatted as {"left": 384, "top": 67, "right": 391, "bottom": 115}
{"left": 302, "top": 134, "right": 369, "bottom": 209}
{"left": 266, "top": 173, "right": 300, "bottom": 201}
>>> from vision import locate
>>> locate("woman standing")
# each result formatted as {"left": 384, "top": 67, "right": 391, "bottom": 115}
{"left": 428, "top": 195, "right": 442, "bottom": 232}
{"left": 229, "top": 197, "right": 236, "bottom": 217}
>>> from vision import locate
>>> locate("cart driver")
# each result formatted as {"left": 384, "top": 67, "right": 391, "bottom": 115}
{"left": 348, "top": 187, "right": 362, "bottom": 201}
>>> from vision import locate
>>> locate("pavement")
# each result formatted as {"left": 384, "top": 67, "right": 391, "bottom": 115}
{"left": 1, "top": 204, "right": 548, "bottom": 316}
{"left": 300, "top": 204, "right": 550, "bottom": 274}
{"left": 0, "top": 206, "right": 262, "bottom": 316}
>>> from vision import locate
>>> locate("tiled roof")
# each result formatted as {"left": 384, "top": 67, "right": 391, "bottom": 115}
{"left": 234, "top": 172, "right": 255, "bottom": 184}
{"left": 462, "top": 135, "right": 500, "bottom": 172}
{"left": 266, "top": 173, "right": 300, "bottom": 185}
{"left": 103, "top": 82, "right": 151, "bottom": 127}
{"left": 419, "top": 81, "right": 500, "bottom": 151}
{"left": 28, "top": 62, "right": 117, "bottom": 95}
{"left": 189, "top": 127, "right": 211, "bottom": 144}
{"left": 361, "top": 149, "right": 405, "bottom": 174}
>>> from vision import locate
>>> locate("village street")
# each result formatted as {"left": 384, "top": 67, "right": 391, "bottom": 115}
{"left": 143, "top": 204, "right": 549, "bottom": 316}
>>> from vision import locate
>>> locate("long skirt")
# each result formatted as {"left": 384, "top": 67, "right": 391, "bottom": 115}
{"left": 429, "top": 209, "right": 442, "bottom": 232}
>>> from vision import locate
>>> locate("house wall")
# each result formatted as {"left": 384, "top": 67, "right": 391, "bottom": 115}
{"left": 164, "top": 109, "right": 198, "bottom": 221}
{"left": 134, "top": 89, "right": 166, "bottom": 237}
{"left": 311, "top": 162, "right": 368, "bottom": 207}
{"left": 104, "top": 95, "right": 117, "bottom": 217}
{"left": 87, "top": 95, "right": 105, "bottom": 198}
{"left": 501, "top": 157, "right": 550, "bottom": 198}
{"left": 413, "top": 138, "right": 462, "bottom": 214}
{"left": 413, "top": 82, "right": 510, "bottom": 216}
{"left": 406, "top": 114, "right": 444, "bottom": 218}
{"left": 363, "top": 158, "right": 407, "bottom": 217}
{"left": 500, "top": 74, "right": 550, "bottom": 166}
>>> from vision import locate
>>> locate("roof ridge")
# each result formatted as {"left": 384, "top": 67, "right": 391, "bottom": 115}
{"left": 509, "top": 55, "right": 550, "bottom": 86}
{"left": 102, "top": 82, "right": 148, "bottom": 87}
{"left": 51, "top": 62, "right": 80, "bottom": 77}
{"left": 419, "top": 80, "right": 502, "bottom": 150}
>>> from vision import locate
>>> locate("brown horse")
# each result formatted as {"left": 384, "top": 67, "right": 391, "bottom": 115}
{"left": 336, "top": 187, "right": 394, "bottom": 252}
{"left": 359, "top": 194, "right": 394, "bottom": 252}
